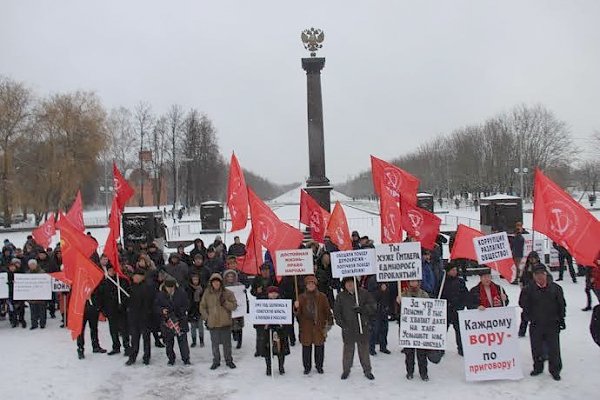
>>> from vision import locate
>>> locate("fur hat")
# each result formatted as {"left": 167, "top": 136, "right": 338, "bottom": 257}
{"left": 267, "top": 286, "right": 280, "bottom": 295}
{"left": 304, "top": 275, "right": 318, "bottom": 285}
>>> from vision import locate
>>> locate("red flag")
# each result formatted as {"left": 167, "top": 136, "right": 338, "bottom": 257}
{"left": 56, "top": 212, "right": 98, "bottom": 281}
{"left": 325, "top": 202, "right": 353, "bottom": 251}
{"left": 380, "top": 189, "right": 403, "bottom": 244}
{"left": 103, "top": 198, "right": 127, "bottom": 279}
{"left": 371, "top": 155, "right": 419, "bottom": 205}
{"left": 227, "top": 153, "right": 249, "bottom": 232}
{"left": 533, "top": 168, "right": 600, "bottom": 266}
{"left": 113, "top": 162, "right": 134, "bottom": 211}
{"left": 400, "top": 198, "right": 441, "bottom": 250}
{"left": 300, "top": 189, "right": 331, "bottom": 243}
{"left": 237, "top": 229, "right": 264, "bottom": 276}
{"left": 66, "top": 248, "right": 104, "bottom": 339}
{"left": 32, "top": 213, "right": 56, "bottom": 249}
{"left": 248, "top": 187, "right": 303, "bottom": 254}
{"left": 66, "top": 190, "right": 85, "bottom": 232}
{"left": 49, "top": 271, "right": 72, "bottom": 286}
{"left": 450, "top": 224, "right": 516, "bottom": 282}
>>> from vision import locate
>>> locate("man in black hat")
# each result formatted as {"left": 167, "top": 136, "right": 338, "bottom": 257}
{"left": 155, "top": 277, "right": 191, "bottom": 365}
{"left": 519, "top": 264, "right": 566, "bottom": 381}
{"left": 126, "top": 269, "right": 154, "bottom": 366}
{"left": 250, "top": 263, "right": 276, "bottom": 356}
{"left": 165, "top": 252, "right": 189, "bottom": 287}
{"left": 440, "top": 262, "right": 469, "bottom": 356}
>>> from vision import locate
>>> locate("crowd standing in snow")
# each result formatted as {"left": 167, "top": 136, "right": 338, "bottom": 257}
{"left": 1, "top": 227, "right": 600, "bottom": 383}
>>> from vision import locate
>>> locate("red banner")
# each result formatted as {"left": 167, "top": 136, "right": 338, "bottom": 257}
{"left": 66, "top": 190, "right": 85, "bottom": 232}
{"left": 56, "top": 212, "right": 98, "bottom": 281}
{"left": 325, "top": 202, "right": 353, "bottom": 251}
{"left": 380, "top": 189, "right": 403, "bottom": 244}
{"left": 237, "top": 229, "right": 264, "bottom": 276}
{"left": 300, "top": 189, "right": 331, "bottom": 243}
{"left": 32, "top": 213, "right": 56, "bottom": 249}
{"left": 103, "top": 198, "right": 127, "bottom": 279}
{"left": 450, "top": 224, "right": 516, "bottom": 282}
{"left": 113, "top": 162, "right": 134, "bottom": 211}
{"left": 400, "top": 198, "right": 441, "bottom": 250}
{"left": 227, "top": 153, "right": 249, "bottom": 232}
{"left": 533, "top": 168, "right": 600, "bottom": 266}
{"left": 371, "top": 155, "right": 419, "bottom": 205}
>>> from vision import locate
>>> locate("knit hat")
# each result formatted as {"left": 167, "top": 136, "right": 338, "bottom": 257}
{"left": 445, "top": 262, "right": 457, "bottom": 272}
{"left": 164, "top": 278, "right": 177, "bottom": 288}
{"left": 133, "top": 268, "right": 146, "bottom": 276}
{"left": 532, "top": 264, "right": 547, "bottom": 274}
{"left": 267, "top": 286, "right": 279, "bottom": 295}
{"left": 304, "top": 275, "right": 318, "bottom": 285}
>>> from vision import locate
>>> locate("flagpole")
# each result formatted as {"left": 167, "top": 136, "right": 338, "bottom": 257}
{"left": 353, "top": 276, "right": 363, "bottom": 335}
{"left": 223, "top": 203, "right": 228, "bottom": 247}
{"left": 116, "top": 274, "right": 122, "bottom": 305}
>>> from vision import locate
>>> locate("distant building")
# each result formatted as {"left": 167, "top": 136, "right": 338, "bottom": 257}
{"left": 126, "top": 168, "right": 167, "bottom": 207}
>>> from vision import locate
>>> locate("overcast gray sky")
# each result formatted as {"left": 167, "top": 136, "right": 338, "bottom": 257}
{"left": 2, "top": 0, "right": 599, "bottom": 184}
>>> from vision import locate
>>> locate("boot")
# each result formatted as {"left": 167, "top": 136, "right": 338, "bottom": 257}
{"left": 191, "top": 339, "right": 197, "bottom": 348}
{"left": 278, "top": 357, "right": 285, "bottom": 375}
{"left": 77, "top": 348, "right": 85, "bottom": 360}
{"left": 199, "top": 337, "right": 204, "bottom": 348}
{"left": 266, "top": 359, "right": 272, "bottom": 376}
{"left": 93, "top": 347, "right": 107, "bottom": 354}
{"left": 236, "top": 333, "right": 242, "bottom": 349}
{"left": 107, "top": 349, "right": 120, "bottom": 356}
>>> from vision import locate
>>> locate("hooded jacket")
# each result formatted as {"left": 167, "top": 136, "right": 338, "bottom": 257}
{"left": 199, "top": 273, "right": 237, "bottom": 329}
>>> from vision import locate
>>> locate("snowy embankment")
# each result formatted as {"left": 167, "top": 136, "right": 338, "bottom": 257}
{"left": 0, "top": 276, "right": 597, "bottom": 400}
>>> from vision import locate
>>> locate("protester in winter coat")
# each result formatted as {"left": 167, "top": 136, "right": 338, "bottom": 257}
{"left": 251, "top": 264, "right": 276, "bottom": 356}
{"left": 187, "top": 273, "right": 204, "bottom": 348}
{"left": 257, "top": 286, "right": 290, "bottom": 375}
{"left": 510, "top": 222, "right": 527, "bottom": 282}
{"left": 278, "top": 274, "right": 304, "bottom": 347}
{"left": 440, "top": 262, "right": 468, "bottom": 355}
{"left": 126, "top": 269, "right": 154, "bottom": 365}
{"left": 76, "top": 282, "right": 107, "bottom": 359}
{"left": 519, "top": 264, "right": 566, "bottom": 380}
{"left": 155, "top": 277, "right": 191, "bottom": 365}
{"left": 26, "top": 259, "right": 47, "bottom": 329}
{"left": 176, "top": 245, "right": 192, "bottom": 267}
{"left": 189, "top": 254, "right": 205, "bottom": 280}
{"left": 369, "top": 281, "right": 393, "bottom": 355}
{"left": 334, "top": 276, "right": 376, "bottom": 380}
{"left": 6, "top": 259, "right": 26, "bottom": 328}
{"left": 421, "top": 250, "right": 436, "bottom": 297}
{"left": 189, "top": 238, "right": 207, "bottom": 261}
{"left": 226, "top": 256, "right": 250, "bottom": 287}
{"left": 99, "top": 264, "right": 130, "bottom": 356}
{"left": 295, "top": 275, "right": 333, "bottom": 374}
{"left": 553, "top": 242, "right": 577, "bottom": 283}
{"left": 227, "top": 236, "right": 246, "bottom": 257}
{"left": 205, "top": 246, "right": 225, "bottom": 276}
{"left": 200, "top": 273, "right": 238, "bottom": 370}
{"left": 147, "top": 243, "right": 165, "bottom": 268}
{"left": 224, "top": 269, "right": 246, "bottom": 349}
{"left": 519, "top": 251, "right": 547, "bottom": 336}
{"left": 315, "top": 252, "right": 336, "bottom": 309}
{"left": 165, "top": 253, "right": 190, "bottom": 287}
{"left": 399, "top": 280, "right": 431, "bottom": 381}
{"left": 468, "top": 268, "right": 509, "bottom": 309}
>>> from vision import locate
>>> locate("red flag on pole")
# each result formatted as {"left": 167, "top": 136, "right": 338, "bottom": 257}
{"left": 237, "top": 228, "right": 264, "bottom": 276}
{"left": 32, "top": 213, "right": 56, "bottom": 249}
{"left": 533, "top": 168, "right": 600, "bottom": 266}
{"left": 113, "top": 162, "right": 134, "bottom": 211}
{"left": 450, "top": 224, "right": 516, "bottom": 282}
{"left": 56, "top": 212, "right": 98, "bottom": 281}
{"left": 324, "top": 202, "right": 353, "bottom": 251}
{"left": 400, "top": 198, "right": 441, "bottom": 250}
{"left": 227, "top": 153, "right": 249, "bottom": 232}
{"left": 300, "top": 189, "right": 331, "bottom": 243}
{"left": 379, "top": 189, "right": 403, "bottom": 244}
{"left": 248, "top": 187, "right": 303, "bottom": 254}
{"left": 103, "top": 198, "right": 127, "bottom": 279}
{"left": 66, "top": 248, "right": 104, "bottom": 340}
{"left": 370, "top": 155, "right": 419, "bottom": 205}
{"left": 66, "top": 190, "right": 85, "bottom": 232}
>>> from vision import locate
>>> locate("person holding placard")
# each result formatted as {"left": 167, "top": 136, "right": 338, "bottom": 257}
{"left": 224, "top": 269, "right": 246, "bottom": 349}
{"left": 251, "top": 264, "right": 276, "bottom": 356}
{"left": 440, "top": 262, "right": 468, "bottom": 356}
{"left": 316, "top": 252, "right": 336, "bottom": 309}
{"left": 6, "top": 259, "right": 26, "bottom": 328}
{"left": 186, "top": 273, "right": 204, "bottom": 348}
{"left": 200, "top": 273, "right": 238, "bottom": 370}
{"left": 421, "top": 250, "right": 436, "bottom": 297}
{"left": 398, "top": 279, "right": 431, "bottom": 381}
{"left": 334, "top": 276, "right": 376, "bottom": 381}
{"left": 155, "top": 277, "right": 191, "bottom": 366}
{"left": 468, "top": 268, "right": 509, "bottom": 310}
{"left": 520, "top": 264, "right": 566, "bottom": 381}
{"left": 257, "top": 286, "right": 290, "bottom": 376}
{"left": 26, "top": 259, "right": 47, "bottom": 330}
{"left": 296, "top": 275, "right": 333, "bottom": 375}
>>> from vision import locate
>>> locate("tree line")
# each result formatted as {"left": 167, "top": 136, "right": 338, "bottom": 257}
{"left": 0, "top": 76, "right": 296, "bottom": 227}
{"left": 338, "top": 104, "right": 596, "bottom": 200}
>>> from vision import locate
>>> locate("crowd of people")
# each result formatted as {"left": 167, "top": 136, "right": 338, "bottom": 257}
{"left": 0, "top": 227, "right": 599, "bottom": 383}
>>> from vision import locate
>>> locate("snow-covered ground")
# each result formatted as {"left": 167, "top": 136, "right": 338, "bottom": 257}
{"left": 0, "top": 274, "right": 597, "bottom": 399}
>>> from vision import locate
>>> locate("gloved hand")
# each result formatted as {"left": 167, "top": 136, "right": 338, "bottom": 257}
{"left": 353, "top": 305, "right": 362, "bottom": 314}
{"left": 219, "top": 293, "right": 226, "bottom": 306}
{"left": 559, "top": 319, "right": 566, "bottom": 330}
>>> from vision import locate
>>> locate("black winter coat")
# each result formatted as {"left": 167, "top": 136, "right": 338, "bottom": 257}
{"left": 441, "top": 275, "right": 468, "bottom": 317}
{"left": 519, "top": 282, "right": 566, "bottom": 329}
{"left": 251, "top": 276, "right": 276, "bottom": 300}
{"left": 155, "top": 286, "right": 190, "bottom": 332}
{"left": 98, "top": 277, "right": 130, "bottom": 318}
{"left": 334, "top": 288, "right": 376, "bottom": 340}
{"left": 128, "top": 282, "right": 155, "bottom": 329}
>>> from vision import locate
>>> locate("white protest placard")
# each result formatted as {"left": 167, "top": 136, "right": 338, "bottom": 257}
{"left": 458, "top": 306, "right": 523, "bottom": 381}
{"left": 549, "top": 247, "right": 560, "bottom": 268}
{"left": 474, "top": 232, "right": 513, "bottom": 264}
{"left": 331, "top": 248, "right": 376, "bottom": 278}
{"left": 51, "top": 278, "right": 71, "bottom": 293}
{"left": 0, "top": 273, "right": 8, "bottom": 299}
{"left": 375, "top": 242, "right": 422, "bottom": 282}
{"left": 228, "top": 284, "right": 247, "bottom": 319}
{"left": 399, "top": 297, "right": 447, "bottom": 350}
{"left": 520, "top": 234, "right": 544, "bottom": 269}
{"left": 13, "top": 273, "right": 52, "bottom": 300}
{"left": 249, "top": 299, "right": 292, "bottom": 325}
{"left": 275, "top": 249, "right": 313, "bottom": 276}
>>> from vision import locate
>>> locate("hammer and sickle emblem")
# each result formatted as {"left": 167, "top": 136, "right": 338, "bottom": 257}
{"left": 550, "top": 208, "right": 570, "bottom": 236}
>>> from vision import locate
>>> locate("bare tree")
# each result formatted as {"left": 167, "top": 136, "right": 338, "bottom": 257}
{"left": 106, "top": 106, "right": 137, "bottom": 171}
{"left": 166, "top": 104, "right": 184, "bottom": 210}
{"left": 134, "top": 102, "right": 154, "bottom": 206}
{"left": 0, "top": 76, "right": 33, "bottom": 226}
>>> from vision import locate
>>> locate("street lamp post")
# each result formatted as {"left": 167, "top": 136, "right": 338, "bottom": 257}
{"left": 513, "top": 167, "right": 528, "bottom": 198}
{"left": 99, "top": 185, "right": 114, "bottom": 221}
